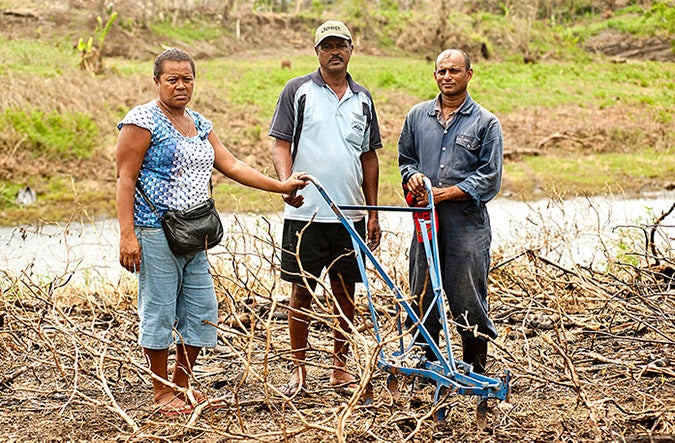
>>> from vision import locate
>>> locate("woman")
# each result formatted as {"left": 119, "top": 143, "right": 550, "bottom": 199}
{"left": 116, "top": 48, "right": 306, "bottom": 416}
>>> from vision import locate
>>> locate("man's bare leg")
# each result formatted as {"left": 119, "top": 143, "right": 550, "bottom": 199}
{"left": 329, "top": 277, "right": 357, "bottom": 388}
{"left": 283, "top": 283, "right": 313, "bottom": 395}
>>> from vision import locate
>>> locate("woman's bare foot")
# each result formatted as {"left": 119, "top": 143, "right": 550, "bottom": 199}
{"left": 154, "top": 392, "right": 193, "bottom": 416}
{"left": 182, "top": 387, "right": 207, "bottom": 406}
{"left": 279, "top": 367, "right": 305, "bottom": 397}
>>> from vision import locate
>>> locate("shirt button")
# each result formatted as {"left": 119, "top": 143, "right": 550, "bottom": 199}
{"left": 440, "top": 165, "right": 445, "bottom": 169}
{"left": 442, "top": 147, "right": 446, "bottom": 151}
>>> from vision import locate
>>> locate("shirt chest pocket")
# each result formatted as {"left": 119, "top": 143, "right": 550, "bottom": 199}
{"left": 451, "top": 134, "right": 481, "bottom": 171}
{"left": 345, "top": 113, "right": 367, "bottom": 151}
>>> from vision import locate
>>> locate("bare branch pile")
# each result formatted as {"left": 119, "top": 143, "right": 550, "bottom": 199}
{"left": 0, "top": 201, "right": 673, "bottom": 442}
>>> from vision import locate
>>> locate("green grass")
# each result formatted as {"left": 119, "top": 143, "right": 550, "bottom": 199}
{"left": 0, "top": 36, "right": 77, "bottom": 76}
{"left": 0, "top": 109, "right": 98, "bottom": 159}
{"left": 572, "top": 2, "right": 675, "bottom": 38}
{"left": 472, "top": 60, "right": 675, "bottom": 114}
{"left": 505, "top": 148, "right": 675, "bottom": 198}
{"left": 349, "top": 56, "right": 436, "bottom": 100}
{"left": 200, "top": 56, "right": 321, "bottom": 119}
{"left": 214, "top": 182, "right": 286, "bottom": 213}
{"left": 148, "top": 18, "right": 232, "bottom": 44}
{"left": 0, "top": 175, "right": 114, "bottom": 226}
{"left": 199, "top": 54, "right": 675, "bottom": 118}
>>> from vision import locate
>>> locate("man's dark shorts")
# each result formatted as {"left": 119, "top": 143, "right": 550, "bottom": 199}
{"left": 280, "top": 219, "right": 366, "bottom": 285}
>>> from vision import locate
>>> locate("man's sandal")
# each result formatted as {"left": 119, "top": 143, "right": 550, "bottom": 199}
{"left": 155, "top": 399, "right": 194, "bottom": 417}
{"left": 279, "top": 381, "right": 304, "bottom": 397}
{"left": 330, "top": 380, "right": 359, "bottom": 397}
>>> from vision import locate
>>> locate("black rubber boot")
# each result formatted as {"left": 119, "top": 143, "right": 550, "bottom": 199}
{"left": 461, "top": 335, "right": 487, "bottom": 374}
{"left": 424, "top": 345, "right": 438, "bottom": 362}
{"left": 414, "top": 333, "right": 440, "bottom": 362}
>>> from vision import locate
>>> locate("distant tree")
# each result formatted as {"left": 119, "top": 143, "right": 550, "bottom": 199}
{"left": 77, "top": 12, "right": 118, "bottom": 75}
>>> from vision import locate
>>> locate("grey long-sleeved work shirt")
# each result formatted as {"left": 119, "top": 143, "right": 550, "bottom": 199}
{"left": 398, "top": 93, "right": 503, "bottom": 205}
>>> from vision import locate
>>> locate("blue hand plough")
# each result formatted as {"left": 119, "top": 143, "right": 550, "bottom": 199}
{"left": 306, "top": 175, "right": 510, "bottom": 422}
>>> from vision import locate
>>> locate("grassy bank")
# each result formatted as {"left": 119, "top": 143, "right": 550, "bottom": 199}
{"left": 0, "top": 4, "right": 673, "bottom": 225}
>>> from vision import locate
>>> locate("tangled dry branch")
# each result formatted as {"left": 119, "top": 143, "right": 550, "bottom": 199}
{"left": 0, "top": 200, "right": 673, "bottom": 442}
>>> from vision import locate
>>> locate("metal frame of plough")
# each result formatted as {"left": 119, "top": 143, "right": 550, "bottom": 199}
{"left": 307, "top": 175, "right": 510, "bottom": 421}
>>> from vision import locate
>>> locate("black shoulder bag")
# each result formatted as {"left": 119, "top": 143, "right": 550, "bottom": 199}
{"left": 136, "top": 182, "right": 224, "bottom": 256}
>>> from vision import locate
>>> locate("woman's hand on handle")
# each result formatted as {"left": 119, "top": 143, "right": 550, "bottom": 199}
{"left": 280, "top": 172, "right": 308, "bottom": 207}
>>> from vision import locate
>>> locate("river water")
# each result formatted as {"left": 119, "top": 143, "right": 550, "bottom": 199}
{"left": 2, "top": 192, "right": 673, "bottom": 286}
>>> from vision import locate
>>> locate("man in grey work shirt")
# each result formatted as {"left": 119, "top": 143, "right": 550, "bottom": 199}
{"left": 398, "top": 48, "right": 503, "bottom": 376}
{"left": 270, "top": 20, "right": 382, "bottom": 397}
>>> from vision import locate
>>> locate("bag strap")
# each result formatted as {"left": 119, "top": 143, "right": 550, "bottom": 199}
{"left": 135, "top": 181, "right": 161, "bottom": 217}
{"left": 135, "top": 178, "right": 214, "bottom": 216}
